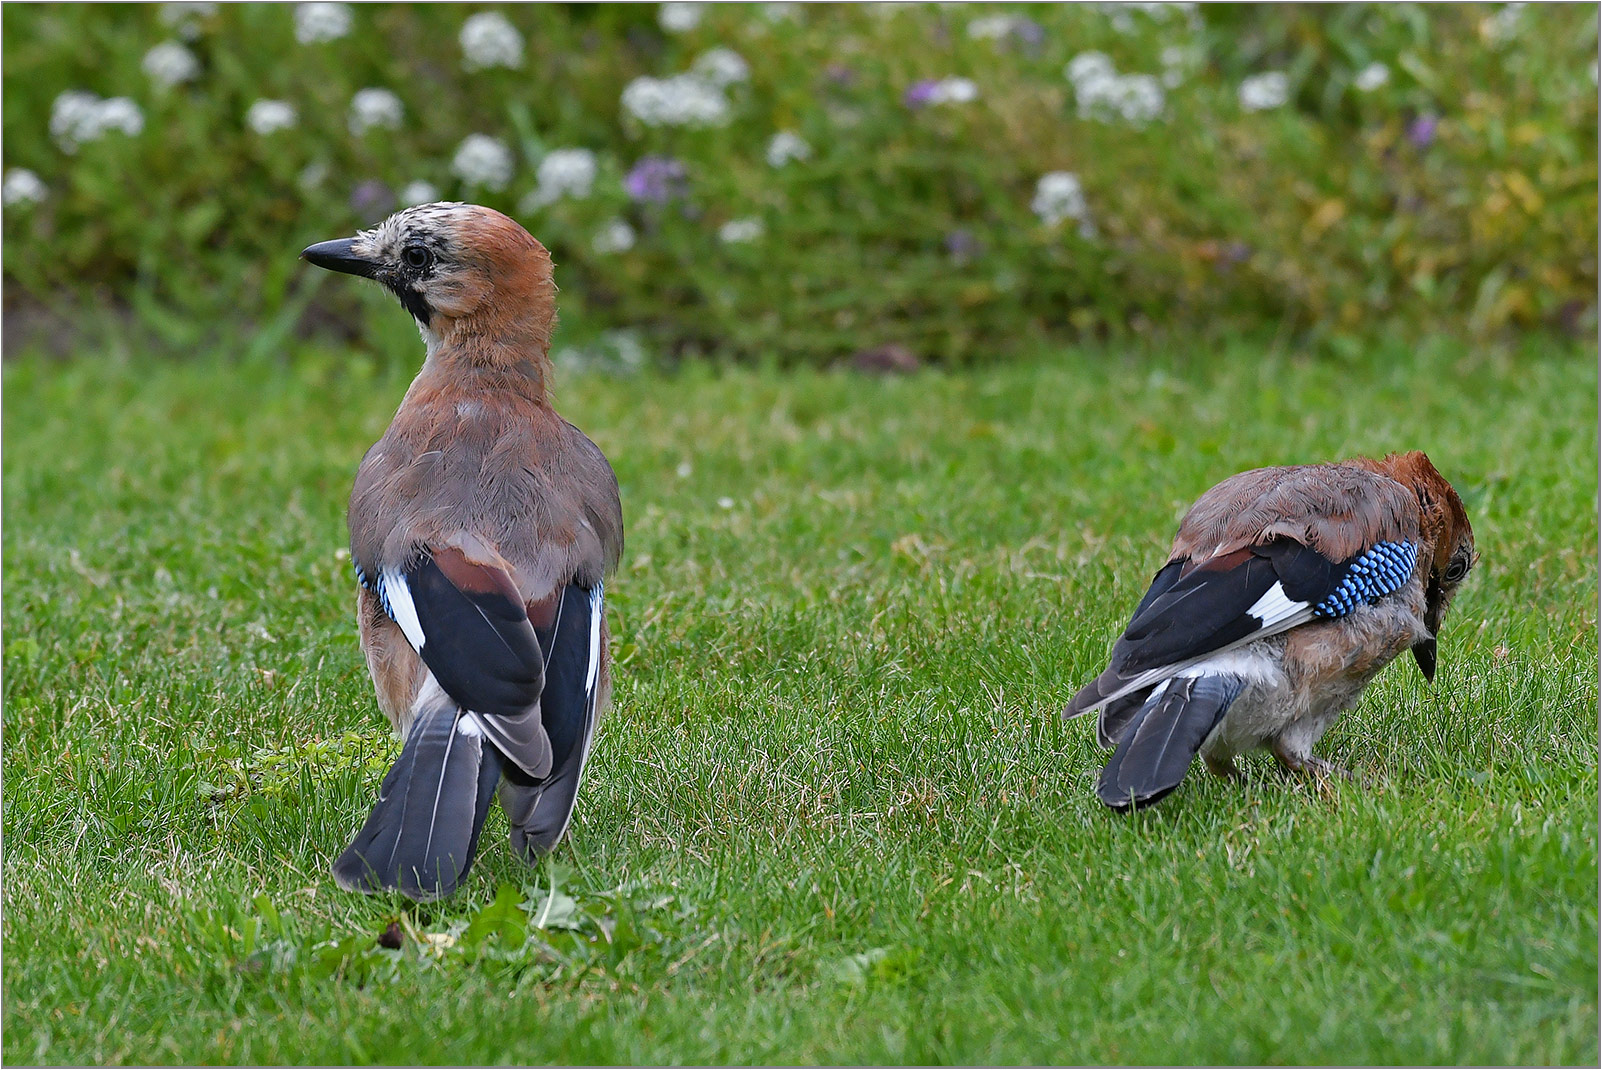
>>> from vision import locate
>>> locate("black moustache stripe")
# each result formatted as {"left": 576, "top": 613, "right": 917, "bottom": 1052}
{"left": 392, "top": 284, "right": 434, "bottom": 327}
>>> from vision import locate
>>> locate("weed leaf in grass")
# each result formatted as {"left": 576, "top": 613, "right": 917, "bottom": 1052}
{"left": 460, "top": 883, "right": 530, "bottom": 953}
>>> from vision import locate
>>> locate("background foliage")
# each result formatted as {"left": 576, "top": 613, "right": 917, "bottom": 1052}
{"left": 3, "top": 2, "right": 1597, "bottom": 364}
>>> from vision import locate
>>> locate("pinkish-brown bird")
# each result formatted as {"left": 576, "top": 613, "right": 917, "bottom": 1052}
{"left": 1064, "top": 451, "right": 1476, "bottom": 811}
{"left": 303, "top": 202, "right": 622, "bottom": 899}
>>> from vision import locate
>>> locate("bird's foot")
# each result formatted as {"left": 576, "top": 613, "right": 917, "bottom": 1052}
{"left": 1271, "top": 744, "right": 1352, "bottom": 783}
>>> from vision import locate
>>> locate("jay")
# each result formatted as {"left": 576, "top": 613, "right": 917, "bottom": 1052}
{"left": 1064, "top": 452, "right": 1475, "bottom": 811}
{"left": 302, "top": 203, "right": 622, "bottom": 899}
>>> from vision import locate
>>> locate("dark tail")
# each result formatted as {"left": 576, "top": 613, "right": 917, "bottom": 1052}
{"left": 333, "top": 693, "right": 503, "bottom": 900}
{"left": 1097, "top": 675, "right": 1241, "bottom": 812}
{"left": 500, "top": 582, "right": 604, "bottom": 862}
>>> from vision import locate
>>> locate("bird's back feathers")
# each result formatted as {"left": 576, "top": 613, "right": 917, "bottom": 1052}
{"left": 1170, "top": 462, "right": 1419, "bottom": 565}
{"left": 349, "top": 380, "right": 623, "bottom": 598}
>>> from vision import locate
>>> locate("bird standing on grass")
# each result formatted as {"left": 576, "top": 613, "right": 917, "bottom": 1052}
{"left": 1064, "top": 452, "right": 1475, "bottom": 811}
{"left": 302, "top": 202, "right": 622, "bottom": 899}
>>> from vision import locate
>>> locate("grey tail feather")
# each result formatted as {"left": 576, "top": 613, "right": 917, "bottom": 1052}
{"left": 1098, "top": 686, "right": 1156, "bottom": 748}
{"left": 1062, "top": 671, "right": 1115, "bottom": 721}
{"left": 333, "top": 699, "right": 503, "bottom": 901}
{"left": 1096, "top": 675, "right": 1242, "bottom": 812}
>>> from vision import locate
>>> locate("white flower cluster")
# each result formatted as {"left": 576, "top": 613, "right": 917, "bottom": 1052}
{"left": 693, "top": 47, "right": 750, "bottom": 89}
{"left": 1159, "top": 44, "right": 1199, "bottom": 89}
{"left": 555, "top": 329, "right": 648, "bottom": 376}
{"left": 294, "top": 2, "right": 351, "bottom": 44}
{"left": 1065, "top": 52, "right": 1162, "bottom": 124}
{"left": 1100, "top": 1, "right": 1197, "bottom": 33}
{"left": 452, "top": 133, "right": 515, "bottom": 191}
{"left": 460, "top": 12, "right": 524, "bottom": 71}
{"left": 246, "top": 99, "right": 297, "bottom": 135}
{"left": 1238, "top": 71, "right": 1289, "bottom": 111}
{"left": 3, "top": 169, "right": 47, "bottom": 208}
{"left": 523, "top": 148, "right": 598, "bottom": 210}
{"left": 399, "top": 180, "right": 439, "bottom": 206}
{"left": 1353, "top": 62, "right": 1390, "bottom": 92}
{"left": 51, "top": 91, "right": 144, "bottom": 152}
{"left": 718, "top": 217, "right": 764, "bottom": 244}
{"left": 658, "top": 2, "right": 705, "bottom": 32}
{"left": 1031, "top": 171, "right": 1093, "bottom": 236}
{"left": 1482, "top": 2, "right": 1525, "bottom": 44}
{"left": 621, "top": 42, "right": 751, "bottom": 128}
{"left": 592, "top": 218, "right": 636, "bottom": 254}
{"left": 765, "top": 130, "right": 812, "bottom": 167}
{"left": 142, "top": 41, "right": 200, "bottom": 88}
{"left": 966, "top": 14, "right": 1026, "bottom": 40}
{"left": 622, "top": 71, "right": 731, "bottom": 127}
{"left": 924, "top": 76, "right": 980, "bottom": 105}
{"left": 349, "top": 88, "right": 404, "bottom": 135}
{"left": 160, "top": 2, "right": 215, "bottom": 40}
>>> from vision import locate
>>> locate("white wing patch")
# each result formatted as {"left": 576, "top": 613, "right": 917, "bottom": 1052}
{"left": 584, "top": 584, "right": 604, "bottom": 693}
{"left": 380, "top": 568, "right": 426, "bottom": 652}
{"left": 1246, "top": 581, "right": 1310, "bottom": 629}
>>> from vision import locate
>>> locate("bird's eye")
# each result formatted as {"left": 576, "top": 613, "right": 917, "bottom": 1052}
{"left": 1444, "top": 556, "right": 1470, "bottom": 583}
{"left": 402, "top": 245, "right": 432, "bottom": 270}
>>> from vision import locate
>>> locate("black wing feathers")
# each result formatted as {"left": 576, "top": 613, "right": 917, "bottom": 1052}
{"left": 408, "top": 554, "right": 543, "bottom": 718}
{"left": 1257, "top": 538, "right": 1342, "bottom": 603}
{"left": 533, "top": 582, "right": 595, "bottom": 774}
{"left": 1116, "top": 549, "right": 1280, "bottom": 673}
{"left": 501, "top": 582, "right": 601, "bottom": 860}
{"left": 1065, "top": 538, "right": 1362, "bottom": 722}
{"left": 1106, "top": 538, "right": 1357, "bottom": 679}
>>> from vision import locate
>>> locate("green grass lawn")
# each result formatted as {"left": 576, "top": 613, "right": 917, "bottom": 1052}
{"left": 4, "top": 335, "right": 1597, "bottom": 1065}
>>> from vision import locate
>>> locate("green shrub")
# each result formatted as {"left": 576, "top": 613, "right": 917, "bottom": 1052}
{"left": 2, "top": 3, "right": 1596, "bottom": 364}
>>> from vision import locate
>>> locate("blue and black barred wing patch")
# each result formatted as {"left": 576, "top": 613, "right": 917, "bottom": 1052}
{"left": 1065, "top": 538, "right": 1418, "bottom": 720}
{"left": 1309, "top": 540, "right": 1418, "bottom": 618}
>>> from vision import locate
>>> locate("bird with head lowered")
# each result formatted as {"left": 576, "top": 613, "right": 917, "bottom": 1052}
{"left": 302, "top": 202, "right": 623, "bottom": 900}
{"left": 1064, "top": 451, "right": 1475, "bottom": 811}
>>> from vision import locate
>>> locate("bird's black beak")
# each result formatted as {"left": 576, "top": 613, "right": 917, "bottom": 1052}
{"left": 301, "top": 237, "right": 378, "bottom": 278}
{"left": 1411, "top": 637, "right": 1437, "bottom": 683}
{"left": 1412, "top": 574, "right": 1444, "bottom": 683}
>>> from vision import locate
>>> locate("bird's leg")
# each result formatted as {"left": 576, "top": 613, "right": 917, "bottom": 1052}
{"left": 1202, "top": 752, "right": 1241, "bottom": 780}
{"left": 1270, "top": 739, "right": 1352, "bottom": 781}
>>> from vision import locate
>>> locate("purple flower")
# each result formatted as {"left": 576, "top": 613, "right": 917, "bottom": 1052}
{"left": 1009, "top": 17, "right": 1045, "bottom": 51}
{"left": 624, "top": 155, "right": 688, "bottom": 203}
{"left": 824, "top": 63, "right": 856, "bottom": 88}
{"left": 1220, "top": 241, "right": 1251, "bottom": 268}
{"left": 903, "top": 79, "right": 941, "bottom": 109}
{"left": 1407, "top": 113, "right": 1438, "bottom": 148}
{"left": 349, "top": 179, "right": 395, "bottom": 223}
{"left": 944, "top": 228, "right": 981, "bottom": 264}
